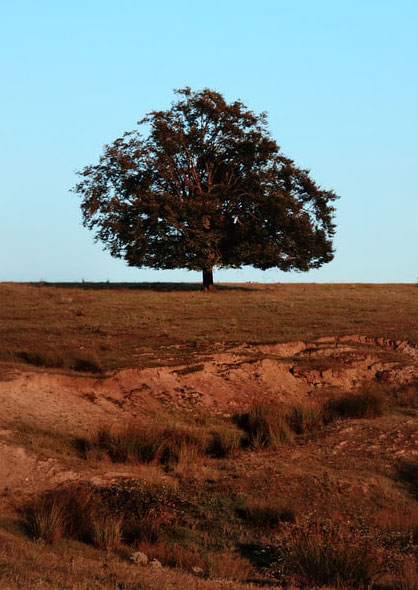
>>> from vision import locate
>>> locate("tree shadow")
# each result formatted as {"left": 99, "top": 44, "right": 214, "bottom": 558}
{"left": 30, "top": 281, "right": 257, "bottom": 292}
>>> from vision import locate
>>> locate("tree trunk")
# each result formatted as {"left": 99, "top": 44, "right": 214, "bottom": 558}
{"left": 202, "top": 268, "right": 216, "bottom": 292}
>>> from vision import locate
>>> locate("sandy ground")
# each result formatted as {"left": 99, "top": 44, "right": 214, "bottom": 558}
{"left": 0, "top": 335, "right": 416, "bottom": 511}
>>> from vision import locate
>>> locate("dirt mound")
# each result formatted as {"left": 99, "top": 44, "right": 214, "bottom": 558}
{"left": 0, "top": 335, "right": 416, "bottom": 434}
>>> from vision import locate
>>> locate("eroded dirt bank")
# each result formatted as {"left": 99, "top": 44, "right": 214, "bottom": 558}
{"left": 0, "top": 334, "right": 417, "bottom": 590}
{"left": 0, "top": 335, "right": 416, "bottom": 435}
{"left": 0, "top": 335, "right": 416, "bottom": 502}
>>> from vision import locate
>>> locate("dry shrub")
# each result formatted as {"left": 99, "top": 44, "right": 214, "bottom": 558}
{"left": 391, "top": 382, "right": 418, "bottom": 409}
{"left": 16, "top": 351, "right": 65, "bottom": 369}
{"left": 15, "top": 350, "right": 102, "bottom": 373}
{"left": 397, "top": 462, "right": 418, "bottom": 499}
{"left": 284, "top": 520, "right": 380, "bottom": 589}
{"left": 22, "top": 485, "right": 123, "bottom": 551}
{"left": 124, "top": 507, "right": 175, "bottom": 544}
{"left": 206, "top": 551, "right": 255, "bottom": 581}
{"left": 235, "top": 405, "right": 293, "bottom": 449}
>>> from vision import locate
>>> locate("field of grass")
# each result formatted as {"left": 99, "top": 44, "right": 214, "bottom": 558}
{"left": 1, "top": 282, "right": 417, "bottom": 371}
{"left": 0, "top": 282, "right": 417, "bottom": 589}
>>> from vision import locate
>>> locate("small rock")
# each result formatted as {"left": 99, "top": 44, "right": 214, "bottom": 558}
{"left": 130, "top": 551, "right": 148, "bottom": 566}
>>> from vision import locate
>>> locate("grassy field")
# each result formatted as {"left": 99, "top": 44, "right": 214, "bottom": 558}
{"left": 1, "top": 282, "right": 417, "bottom": 372}
{"left": 0, "top": 282, "right": 417, "bottom": 589}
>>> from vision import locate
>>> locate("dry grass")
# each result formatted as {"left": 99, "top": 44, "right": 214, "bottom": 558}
{"left": 235, "top": 404, "right": 294, "bottom": 449}
{"left": 376, "top": 504, "right": 418, "bottom": 545}
{"left": 0, "top": 528, "right": 260, "bottom": 590}
{"left": 80, "top": 419, "right": 244, "bottom": 465}
{"left": 397, "top": 558, "right": 418, "bottom": 590}
{"left": 237, "top": 498, "right": 296, "bottom": 529}
{"left": 89, "top": 513, "right": 122, "bottom": 551}
{"left": 325, "top": 387, "right": 386, "bottom": 421}
{"left": 205, "top": 551, "right": 255, "bottom": 581}
{"left": 1, "top": 282, "right": 418, "bottom": 588}
{"left": 1, "top": 282, "right": 417, "bottom": 371}
{"left": 283, "top": 520, "right": 381, "bottom": 589}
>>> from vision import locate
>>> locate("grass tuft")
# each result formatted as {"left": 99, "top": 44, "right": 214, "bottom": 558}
{"left": 284, "top": 520, "right": 380, "bottom": 589}
{"left": 206, "top": 426, "right": 242, "bottom": 458}
{"left": 22, "top": 493, "right": 67, "bottom": 543}
{"left": 235, "top": 405, "right": 293, "bottom": 449}
{"left": 89, "top": 512, "right": 122, "bottom": 551}
{"left": 325, "top": 387, "right": 385, "bottom": 421}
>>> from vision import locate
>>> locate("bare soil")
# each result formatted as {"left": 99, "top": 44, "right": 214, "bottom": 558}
{"left": 0, "top": 333, "right": 417, "bottom": 589}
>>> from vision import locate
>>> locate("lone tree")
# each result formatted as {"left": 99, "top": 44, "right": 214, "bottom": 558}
{"left": 73, "top": 88, "right": 338, "bottom": 290}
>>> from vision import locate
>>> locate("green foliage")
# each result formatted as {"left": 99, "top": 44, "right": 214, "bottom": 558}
{"left": 73, "top": 88, "right": 338, "bottom": 286}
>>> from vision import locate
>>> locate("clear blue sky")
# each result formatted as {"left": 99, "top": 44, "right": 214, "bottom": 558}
{"left": 1, "top": 0, "right": 417, "bottom": 283}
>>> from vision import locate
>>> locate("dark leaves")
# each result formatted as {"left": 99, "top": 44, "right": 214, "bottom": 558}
{"left": 72, "top": 87, "right": 339, "bottom": 277}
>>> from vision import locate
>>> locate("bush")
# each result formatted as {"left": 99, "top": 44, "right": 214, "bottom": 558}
{"left": 284, "top": 521, "right": 380, "bottom": 589}
{"left": 16, "top": 351, "right": 102, "bottom": 373}
{"left": 235, "top": 405, "right": 293, "bottom": 449}
{"left": 124, "top": 508, "right": 175, "bottom": 544}
{"left": 390, "top": 382, "right": 418, "bottom": 409}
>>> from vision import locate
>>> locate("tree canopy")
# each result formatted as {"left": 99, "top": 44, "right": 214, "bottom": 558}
{"left": 73, "top": 88, "right": 339, "bottom": 289}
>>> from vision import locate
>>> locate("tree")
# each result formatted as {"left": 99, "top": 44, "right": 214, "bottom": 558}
{"left": 73, "top": 88, "right": 339, "bottom": 290}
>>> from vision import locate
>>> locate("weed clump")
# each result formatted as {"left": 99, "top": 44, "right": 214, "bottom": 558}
{"left": 283, "top": 520, "right": 380, "bottom": 589}
{"left": 206, "top": 426, "right": 242, "bottom": 458}
{"left": 90, "top": 423, "right": 207, "bottom": 466}
{"left": 89, "top": 513, "right": 122, "bottom": 551}
{"left": 289, "top": 404, "right": 326, "bottom": 434}
{"left": 325, "top": 388, "right": 385, "bottom": 421}
{"left": 22, "top": 492, "right": 67, "bottom": 543}
{"left": 234, "top": 405, "right": 293, "bottom": 449}
{"left": 80, "top": 420, "right": 244, "bottom": 464}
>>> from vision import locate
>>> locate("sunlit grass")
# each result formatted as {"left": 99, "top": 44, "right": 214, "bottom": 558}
{"left": 1, "top": 282, "right": 417, "bottom": 371}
